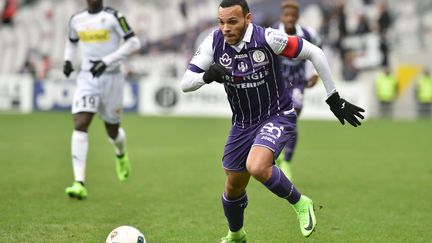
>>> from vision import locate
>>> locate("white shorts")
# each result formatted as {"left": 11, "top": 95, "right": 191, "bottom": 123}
{"left": 72, "top": 71, "right": 124, "bottom": 124}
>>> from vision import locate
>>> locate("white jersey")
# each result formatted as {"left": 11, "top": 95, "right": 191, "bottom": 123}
{"left": 68, "top": 7, "right": 135, "bottom": 73}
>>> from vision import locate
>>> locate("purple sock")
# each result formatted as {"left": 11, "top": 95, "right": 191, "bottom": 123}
{"left": 263, "top": 166, "right": 301, "bottom": 204}
{"left": 221, "top": 192, "right": 248, "bottom": 232}
{"left": 284, "top": 125, "right": 298, "bottom": 161}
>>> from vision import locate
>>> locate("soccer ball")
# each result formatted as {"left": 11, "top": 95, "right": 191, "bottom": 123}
{"left": 106, "top": 225, "right": 146, "bottom": 243}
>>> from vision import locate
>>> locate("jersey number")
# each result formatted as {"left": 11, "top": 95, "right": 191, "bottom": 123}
{"left": 80, "top": 95, "right": 97, "bottom": 108}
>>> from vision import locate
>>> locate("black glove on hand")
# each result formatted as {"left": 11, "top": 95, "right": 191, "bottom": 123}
{"left": 203, "top": 64, "right": 228, "bottom": 84}
{"left": 326, "top": 92, "right": 365, "bottom": 127}
{"left": 90, "top": 60, "right": 107, "bottom": 78}
{"left": 63, "top": 60, "right": 74, "bottom": 78}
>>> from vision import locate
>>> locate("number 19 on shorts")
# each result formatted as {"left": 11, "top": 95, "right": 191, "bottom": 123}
{"left": 74, "top": 95, "right": 100, "bottom": 112}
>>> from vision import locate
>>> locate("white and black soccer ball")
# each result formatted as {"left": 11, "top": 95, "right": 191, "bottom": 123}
{"left": 106, "top": 225, "right": 146, "bottom": 243}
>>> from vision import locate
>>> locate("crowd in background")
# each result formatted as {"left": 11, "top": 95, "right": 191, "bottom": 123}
{"left": 1, "top": 0, "right": 432, "bottom": 117}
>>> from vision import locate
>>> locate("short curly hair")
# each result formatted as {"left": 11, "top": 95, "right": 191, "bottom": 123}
{"left": 281, "top": 0, "right": 300, "bottom": 12}
{"left": 220, "top": 0, "right": 250, "bottom": 16}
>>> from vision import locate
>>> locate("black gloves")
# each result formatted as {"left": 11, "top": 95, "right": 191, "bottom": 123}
{"left": 326, "top": 92, "right": 365, "bottom": 127}
{"left": 203, "top": 64, "right": 228, "bottom": 84}
{"left": 90, "top": 60, "right": 107, "bottom": 78}
{"left": 63, "top": 60, "right": 74, "bottom": 78}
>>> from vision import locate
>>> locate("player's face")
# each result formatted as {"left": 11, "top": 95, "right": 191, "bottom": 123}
{"left": 218, "top": 5, "right": 252, "bottom": 45}
{"left": 87, "top": 0, "right": 103, "bottom": 9}
{"left": 280, "top": 7, "right": 298, "bottom": 32}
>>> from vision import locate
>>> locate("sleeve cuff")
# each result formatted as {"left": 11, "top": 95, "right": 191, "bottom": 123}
{"left": 123, "top": 32, "right": 136, "bottom": 40}
{"left": 69, "top": 37, "right": 79, "bottom": 43}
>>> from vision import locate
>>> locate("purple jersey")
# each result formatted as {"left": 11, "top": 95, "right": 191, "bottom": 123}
{"left": 277, "top": 24, "right": 321, "bottom": 91}
{"left": 188, "top": 24, "right": 303, "bottom": 128}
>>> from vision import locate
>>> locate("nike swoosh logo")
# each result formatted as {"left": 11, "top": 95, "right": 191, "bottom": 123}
{"left": 304, "top": 207, "right": 314, "bottom": 231}
{"left": 341, "top": 102, "right": 345, "bottom": 109}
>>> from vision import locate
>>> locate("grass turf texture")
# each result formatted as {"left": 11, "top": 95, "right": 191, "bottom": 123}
{"left": 0, "top": 113, "right": 431, "bottom": 242}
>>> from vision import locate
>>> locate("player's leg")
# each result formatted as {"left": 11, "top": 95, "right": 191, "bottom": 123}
{"left": 247, "top": 146, "right": 316, "bottom": 237}
{"left": 277, "top": 89, "right": 304, "bottom": 179}
{"left": 66, "top": 72, "right": 99, "bottom": 198}
{"left": 220, "top": 124, "right": 255, "bottom": 242}
{"left": 99, "top": 72, "right": 129, "bottom": 181}
{"left": 278, "top": 110, "right": 299, "bottom": 179}
{"left": 284, "top": 108, "right": 299, "bottom": 162}
{"left": 66, "top": 112, "right": 95, "bottom": 199}
{"left": 105, "top": 122, "right": 125, "bottom": 155}
{"left": 66, "top": 71, "right": 100, "bottom": 199}
{"left": 105, "top": 122, "right": 130, "bottom": 181}
{"left": 220, "top": 170, "right": 250, "bottom": 243}
{"left": 251, "top": 115, "right": 316, "bottom": 237}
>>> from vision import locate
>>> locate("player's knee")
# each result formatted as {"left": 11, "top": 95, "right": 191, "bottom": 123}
{"left": 105, "top": 123, "right": 120, "bottom": 139}
{"left": 74, "top": 121, "right": 90, "bottom": 132}
{"left": 73, "top": 114, "right": 92, "bottom": 132}
{"left": 246, "top": 162, "right": 265, "bottom": 178}
{"left": 107, "top": 129, "right": 118, "bottom": 139}
{"left": 225, "top": 179, "right": 247, "bottom": 197}
{"left": 225, "top": 184, "right": 245, "bottom": 198}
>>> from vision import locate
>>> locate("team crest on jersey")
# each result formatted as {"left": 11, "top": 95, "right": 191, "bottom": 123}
{"left": 237, "top": 61, "right": 249, "bottom": 72}
{"left": 249, "top": 49, "right": 269, "bottom": 67}
{"left": 219, "top": 53, "right": 232, "bottom": 67}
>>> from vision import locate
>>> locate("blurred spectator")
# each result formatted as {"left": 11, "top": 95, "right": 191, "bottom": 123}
{"left": 342, "top": 50, "right": 358, "bottom": 81}
{"left": 416, "top": 68, "right": 432, "bottom": 118}
{"left": 179, "top": 0, "right": 187, "bottom": 20}
{"left": 355, "top": 14, "right": 370, "bottom": 35}
{"left": 20, "top": 51, "right": 37, "bottom": 79}
{"left": 2, "top": 0, "right": 18, "bottom": 25}
{"left": 377, "top": 3, "right": 392, "bottom": 67}
{"left": 375, "top": 67, "right": 397, "bottom": 118}
{"left": 21, "top": 0, "right": 37, "bottom": 6}
{"left": 323, "top": 3, "right": 348, "bottom": 76}
{"left": 19, "top": 60, "right": 36, "bottom": 78}
{"left": 38, "top": 54, "right": 52, "bottom": 79}
{"left": 377, "top": 3, "right": 392, "bottom": 35}
{"left": 335, "top": 3, "right": 347, "bottom": 64}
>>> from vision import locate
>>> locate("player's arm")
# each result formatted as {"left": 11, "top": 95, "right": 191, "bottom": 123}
{"left": 305, "top": 60, "right": 318, "bottom": 88}
{"left": 304, "top": 27, "right": 321, "bottom": 88}
{"left": 101, "top": 37, "right": 141, "bottom": 66}
{"left": 265, "top": 28, "right": 365, "bottom": 127}
{"left": 63, "top": 16, "right": 79, "bottom": 78}
{"left": 90, "top": 10, "right": 141, "bottom": 77}
{"left": 181, "top": 32, "right": 228, "bottom": 92}
{"left": 104, "top": 10, "right": 141, "bottom": 65}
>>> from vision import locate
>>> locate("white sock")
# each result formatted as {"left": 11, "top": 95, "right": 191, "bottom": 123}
{"left": 109, "top": 128, "right": 126, "bottom": 156}
{"left": 71, "top": 130, "right": 88, "bottom": 182}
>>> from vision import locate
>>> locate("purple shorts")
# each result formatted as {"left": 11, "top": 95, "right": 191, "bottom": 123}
{"left": 222, "top": 113, "right": 297, "bottom": 171}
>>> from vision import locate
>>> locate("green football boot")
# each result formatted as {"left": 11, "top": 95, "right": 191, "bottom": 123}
{"left": 276, "top": 156, "right": 293, "bottom": 181}
{"left": 220, "top": 228, "right": 247, "bottom": 243}
{"left": 292, "top": 195, "right": 316, "bottom": 237}
{"left": 116, "top": 151, "right": 130, "bottom": 181}
{"left": 65, "top": 182, "right": 88, "bottom": 200}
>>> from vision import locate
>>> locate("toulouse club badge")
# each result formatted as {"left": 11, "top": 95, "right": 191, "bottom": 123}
{"left": 249, "top": 49, "right": 269, "bottom": 68}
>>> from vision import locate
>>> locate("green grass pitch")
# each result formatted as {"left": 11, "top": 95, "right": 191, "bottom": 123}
{"left": 0, "top": 113, "right": 431, "bottom": 242}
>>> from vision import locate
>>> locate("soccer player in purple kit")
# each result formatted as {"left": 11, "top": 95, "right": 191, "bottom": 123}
{"left": 181, "top": 0, "right": 364, "bottom": 242}
{"left": 275, "top": 0, "right": 323, "bottom": 179}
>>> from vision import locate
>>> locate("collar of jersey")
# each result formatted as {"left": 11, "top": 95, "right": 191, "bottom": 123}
{"left": 278, "top": 23, "right": 303, "bottom": 36}
{"left": 229, "top": 23, "right": 253, "bottom": 53}
{"left": 87, "top": 7, "right": 103, "bottom": 15}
